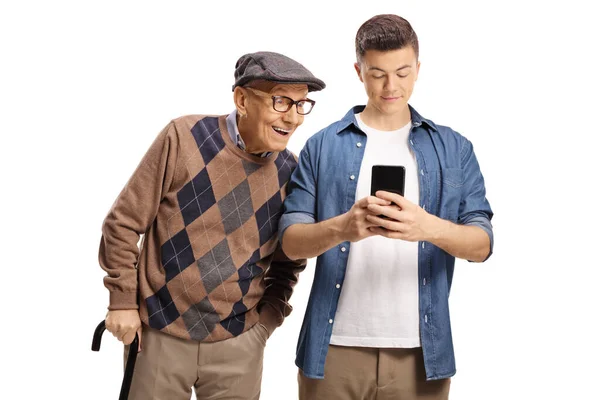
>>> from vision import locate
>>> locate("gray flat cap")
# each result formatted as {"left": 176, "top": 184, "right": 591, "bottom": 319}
{"left": 233, "top": 51, "right": 326, "bottom": 92}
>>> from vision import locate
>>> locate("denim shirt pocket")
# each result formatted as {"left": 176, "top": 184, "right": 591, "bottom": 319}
{"left": 439, "top": 168, "right": 464, "bottom": 222}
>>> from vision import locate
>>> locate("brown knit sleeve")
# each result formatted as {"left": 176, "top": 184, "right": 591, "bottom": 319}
{"left": 98, "top": 121, "right": 180, "bottom": 310}
{"left": 258, "top": 243, "right": 307, "bottom": 325}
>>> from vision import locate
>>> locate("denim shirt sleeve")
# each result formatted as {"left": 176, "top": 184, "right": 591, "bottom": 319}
{"left": 279, "top": 145, "right": 317, "bottom": 241}
{"left": 458, "top": 138, "right": 494, "bottom": 261}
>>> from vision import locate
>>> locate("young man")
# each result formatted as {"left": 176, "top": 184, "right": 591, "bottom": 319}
{"left": 280, "top": 15, "right": 494, "bottom": 399}
{"left": 98, "top": 51, "right": 325, "bottom": 399}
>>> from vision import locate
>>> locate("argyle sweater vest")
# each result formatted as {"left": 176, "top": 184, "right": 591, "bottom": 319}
{"left": 99, "top": 115, "right": 300, "bottom": 342}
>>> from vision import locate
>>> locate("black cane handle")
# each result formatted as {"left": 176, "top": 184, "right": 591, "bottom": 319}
{"left": 92, "top": 320, "right": 139, "bottom": 400}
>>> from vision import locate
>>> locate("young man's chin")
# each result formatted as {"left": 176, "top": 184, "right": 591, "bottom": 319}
{"left": 380, "top": 101, "right": 407, "bottom": 114}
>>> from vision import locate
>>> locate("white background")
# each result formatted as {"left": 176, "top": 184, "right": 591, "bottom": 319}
{"left": 1, "top": 0, "right": 599, "bottom": 399}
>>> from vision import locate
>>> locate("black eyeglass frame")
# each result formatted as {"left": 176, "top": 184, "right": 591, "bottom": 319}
{"left": 245, "top": 87, "right": 316, "bottom": 115}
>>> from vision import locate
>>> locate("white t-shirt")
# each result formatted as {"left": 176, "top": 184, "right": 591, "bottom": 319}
{"left": 330, "top": 113, "right": 421, "bottom": 348}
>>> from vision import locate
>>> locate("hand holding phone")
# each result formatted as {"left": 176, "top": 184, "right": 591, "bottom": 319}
{"left": 370, "top": 165, "right": 405, "bottom": 220}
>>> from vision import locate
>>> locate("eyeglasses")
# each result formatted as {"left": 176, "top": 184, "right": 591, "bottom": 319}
{"left": 245, "top": 87, "right": 316, "bottom": 115}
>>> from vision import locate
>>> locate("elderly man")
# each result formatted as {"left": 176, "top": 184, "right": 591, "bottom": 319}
{"left": 98, "top": 51, "right": 325, "bottom": 400}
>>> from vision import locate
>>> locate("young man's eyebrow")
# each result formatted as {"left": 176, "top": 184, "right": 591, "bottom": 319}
{"left": 368, "top": 64, "right": 412, "bottom": 72}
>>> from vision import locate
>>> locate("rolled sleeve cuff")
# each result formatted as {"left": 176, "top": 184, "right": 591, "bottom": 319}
{"left": 462, "top": 215, "right": 494, "bottom": 262}
{"left": 108, "top": 291, "right": 139, "bottom": 310}
{"left": 278, "top": 212, "right": 316, "bottom": 242}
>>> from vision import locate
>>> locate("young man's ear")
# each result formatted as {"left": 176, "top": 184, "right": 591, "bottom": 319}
{"left": 354, "top": 63, "right": 364, "bottom": 83}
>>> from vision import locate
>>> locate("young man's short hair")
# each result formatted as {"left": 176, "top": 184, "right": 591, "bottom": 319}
{"left": 355, "top": 14, "right": 419, "bottom": 62}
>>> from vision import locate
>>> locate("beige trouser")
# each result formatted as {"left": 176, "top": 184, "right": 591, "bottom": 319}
{"left": 124, "top": 323, "right": 268, "bottom": 400}
{"left": 299, "top": 345, "right": 450, "bottom": 400}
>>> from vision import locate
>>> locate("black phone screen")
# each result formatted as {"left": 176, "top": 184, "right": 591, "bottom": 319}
{"left": 370, "top": 165, "right": 406, "bottom": 197}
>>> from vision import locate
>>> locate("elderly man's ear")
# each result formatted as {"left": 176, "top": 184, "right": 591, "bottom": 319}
{"left": 233, "top": 86, "right": 249, "bottom": 118}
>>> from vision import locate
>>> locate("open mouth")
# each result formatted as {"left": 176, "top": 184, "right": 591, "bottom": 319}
{"left": 272, "top": 126, "right": 291, "bottom": 136}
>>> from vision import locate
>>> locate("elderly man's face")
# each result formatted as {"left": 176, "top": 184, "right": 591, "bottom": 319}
{"left": 236, "top": 82, "right": 309, "bottom": 153}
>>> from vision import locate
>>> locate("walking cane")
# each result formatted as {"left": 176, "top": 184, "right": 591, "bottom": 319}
{"left": 91, "top": 320, "right": 139, "bottom": 400}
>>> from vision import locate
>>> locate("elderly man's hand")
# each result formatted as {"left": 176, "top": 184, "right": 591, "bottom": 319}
{"left": 365, "top": 191, "right": 441, "bottom": 242}
{"left": 105, "top": 309, "right": 143, "bottom": 351}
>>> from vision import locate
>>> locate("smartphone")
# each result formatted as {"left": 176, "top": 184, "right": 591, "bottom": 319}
{"left": 370, "top": 165, "right": 406, "bottom": 197}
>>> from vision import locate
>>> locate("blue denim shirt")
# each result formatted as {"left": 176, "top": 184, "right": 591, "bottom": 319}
{"left": 279, "top": 105, "right": 494, "bottom": 380}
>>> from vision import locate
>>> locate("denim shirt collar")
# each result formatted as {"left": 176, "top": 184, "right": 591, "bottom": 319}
{"left": 335, "top": 104, "right": 438, "bottom": 134}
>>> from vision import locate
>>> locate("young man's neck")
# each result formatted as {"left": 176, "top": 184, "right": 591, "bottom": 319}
{"left": 359, "top": 104, "right": 411, "bottom": 131}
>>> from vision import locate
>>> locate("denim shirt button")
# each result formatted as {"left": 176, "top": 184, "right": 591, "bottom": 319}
{"left": 329, "top": 319, "right": 333, "bottom": 324}
{"left": 336, "top": 284, "right": 341, "bottom": 289}
{"left": 341, "top": 246, "right": 347, "bottom": 252}
{"left": 350, "top": 175, "right": 355, "bottom": 180}
{"left": 356, "top": 142, "right": 362, "bottom": 148}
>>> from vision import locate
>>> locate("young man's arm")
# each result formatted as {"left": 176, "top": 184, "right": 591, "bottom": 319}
{"left": 279, "top": 141, "right": 389, "bottom": 261}
{"left": 99, "top": 121, "right": 180, "bottom": 346}
{"left": 367, "top": 194, "right": 490, "bottom": 261}
{"left": 367, "top": 138, "right": 493, "bottom": 262}
{"left": 282, "top": 197, "right": 389, "bottom": 260}
{"left": 426, "top": 220, "right": 490, "bottom": 262}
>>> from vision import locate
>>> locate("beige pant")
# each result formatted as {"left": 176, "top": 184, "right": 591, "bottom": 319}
{"left": 299, "top": 345, "right": 450, "bottom": 400}
{"left": 124, "top": 323, "right": 268, "bottom": 400}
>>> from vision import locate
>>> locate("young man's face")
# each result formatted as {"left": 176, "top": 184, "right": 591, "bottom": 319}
{"left": 237, "top": 83, "right": 309, "bottom": 153}
{"left": 355, "top": 47, "right": 420, "bottom": 116}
